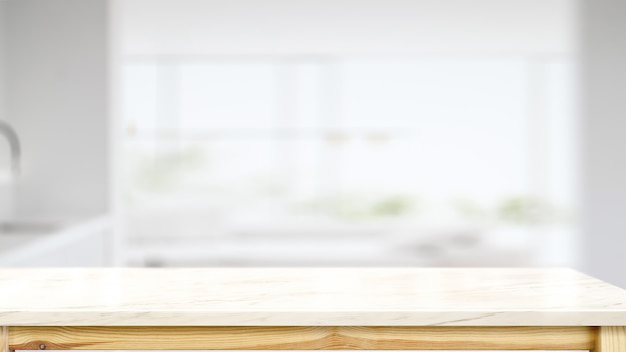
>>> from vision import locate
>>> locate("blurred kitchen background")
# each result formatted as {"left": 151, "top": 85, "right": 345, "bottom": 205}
{"left": 0, "top": 0, "right": 624, "bottom": 286}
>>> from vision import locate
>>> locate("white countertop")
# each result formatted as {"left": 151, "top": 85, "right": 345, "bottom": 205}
{"left": 1, "top": 267, "right": 625, "bottom": 326}
{"left": 0, "top": 216, "right": 110, "bottom": 267}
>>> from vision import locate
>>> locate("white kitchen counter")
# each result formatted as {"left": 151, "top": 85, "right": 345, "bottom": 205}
{"left": 0, "top": 216, "right": 110, "bottom": 267}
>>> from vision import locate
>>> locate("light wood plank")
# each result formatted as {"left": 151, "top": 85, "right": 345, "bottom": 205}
{"left": 8, "top": 326, "right": 596, "bottom": 350}
{"left": 596, "top": 326, "right": 626, "bottom": 352}
{"left": 1, "top": 327, "right": 7, "bottom": 352}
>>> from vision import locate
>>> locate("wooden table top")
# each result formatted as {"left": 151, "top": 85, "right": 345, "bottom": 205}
{"left": 1, "top": 267, "right": 625, "bottom": 326}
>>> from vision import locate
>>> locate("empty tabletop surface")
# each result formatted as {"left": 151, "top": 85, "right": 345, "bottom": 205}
{"left": 1, "top": 267, "right": 626, "bottom": 326}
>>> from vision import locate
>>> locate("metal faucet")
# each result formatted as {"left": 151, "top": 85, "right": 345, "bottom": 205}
{"left": 0, "top": 120, "right": 20, "bottom": 175}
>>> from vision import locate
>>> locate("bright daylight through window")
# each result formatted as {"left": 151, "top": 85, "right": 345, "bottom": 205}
{"left": 121, "top": 56, "right": 577, "bottom": 267}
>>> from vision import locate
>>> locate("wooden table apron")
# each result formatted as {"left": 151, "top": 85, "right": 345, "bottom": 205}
{"left": 1, "top": 326, "right": 625, "bottom": 351}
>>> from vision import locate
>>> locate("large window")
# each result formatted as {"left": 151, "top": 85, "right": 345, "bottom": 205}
{"left": 121, "top": 56, "right": 577, "bottom": 263}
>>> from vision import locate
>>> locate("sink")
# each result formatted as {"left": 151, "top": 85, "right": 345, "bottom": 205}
{"left": 0, "top": 221, "right": 64, "bottom": 235}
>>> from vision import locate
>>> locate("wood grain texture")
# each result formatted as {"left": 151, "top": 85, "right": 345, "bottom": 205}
{"left": 596, "top": 326, "right": 626, "bottom": 352}
{"left": 8, "top": 326, "right": 596, "bottom": 350}
{"left": 1, "top": 327, "right": 7, "bottom": 352}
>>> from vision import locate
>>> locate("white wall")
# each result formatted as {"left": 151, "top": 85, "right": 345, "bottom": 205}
{"left": 0, "top": 0, "right": 14, "bottom": 220}
{"left": 121, "top": 0, "right": 577, "bottom": 56}
{"left": 6, "top": 0, "right": 109, "bottom": 219}
{"left": 0, "top": 0, "right": 6, "bottom": 122}
{"left": 580, "top": 0, "right": 626, "bottom": 288}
